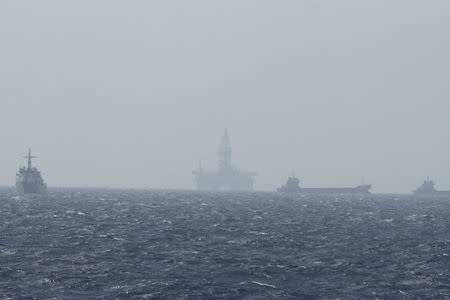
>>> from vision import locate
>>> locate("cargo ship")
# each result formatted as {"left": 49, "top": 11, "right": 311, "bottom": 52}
{"left": 277, "top": 175, "right": 371, "bottom": 194}
{"left": 193, "top": 129, "right": 256, "bottom": 191}
{"left": 414, "top": 178, "right": 450, "bottom": 196}
{"left": 16, "top": 149, "right": 47, "bottom": 195}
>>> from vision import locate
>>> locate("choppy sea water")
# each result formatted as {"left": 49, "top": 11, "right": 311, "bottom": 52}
{"left": 0, "top": 188, "right": 449, "bottom": 299}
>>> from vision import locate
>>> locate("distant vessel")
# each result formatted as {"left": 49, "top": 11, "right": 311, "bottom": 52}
{"left": 277, "top": 175, "right": 371, "bottom": 194}
{"left": 16, "top": 149, "right": 47, "bottom": 195}
{"left": 277, "top": 173, "right": 301, "bottom": 193}
{"left": 193, "top": 129, "right": 256, "bottom": 191}
{"left": 414, "top": 178, "right": 450, "bottom": 196}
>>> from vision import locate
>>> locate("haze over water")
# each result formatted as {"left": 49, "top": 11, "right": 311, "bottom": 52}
{"left": 2, "top": 3, "right": 450, "bottom": 299}
{"left": 1, "top": 1, "right": 450, "bottom": 193}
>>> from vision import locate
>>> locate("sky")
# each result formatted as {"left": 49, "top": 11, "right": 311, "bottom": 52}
{"left": 1, "top": 1, "right": 449, "bottom": 193}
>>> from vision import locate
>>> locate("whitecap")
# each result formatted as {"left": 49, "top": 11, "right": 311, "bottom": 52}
{"left": 1, "top": 249, "right": 16, "bottom": 255}
{"left": 249, "top": 231, "right": 268, "bottom": 235}
{"left": 251, "top": 281, "right": 276, "bottom": 289}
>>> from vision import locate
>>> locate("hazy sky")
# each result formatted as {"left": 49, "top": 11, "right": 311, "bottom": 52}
{"left": 1, "top": 1, "right": 449, "bottom": 193}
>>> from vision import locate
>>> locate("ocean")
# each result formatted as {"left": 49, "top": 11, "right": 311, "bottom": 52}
{"left": 0, "top": 188, "right": 449, "bottom": 299}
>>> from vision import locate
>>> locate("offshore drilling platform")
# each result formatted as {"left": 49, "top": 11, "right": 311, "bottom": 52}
{"left": 193, "top": 129, "right": 256, "bottom": 191}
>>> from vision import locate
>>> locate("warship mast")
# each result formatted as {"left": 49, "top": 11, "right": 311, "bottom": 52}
{"left": 25, "top": 148, "right": 36, "bottom": 170}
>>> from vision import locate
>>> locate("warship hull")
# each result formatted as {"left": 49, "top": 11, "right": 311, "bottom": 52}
{"left": 16, "top": 177, "right": 46, "bottom": 195}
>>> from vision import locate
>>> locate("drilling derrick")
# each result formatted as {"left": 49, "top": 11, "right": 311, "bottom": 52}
{"left": 193, "top": 129, "right": 256, "bottom": 191}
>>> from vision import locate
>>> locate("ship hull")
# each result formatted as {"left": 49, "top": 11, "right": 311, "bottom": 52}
{"left": 302, "top": 185, "right": 371, "bottom": 194}
{"left": 278, "top": 184, "right": 372, "bottom": 194}
{"left": 16, "top": 176, "right": 46, "bottom": 195}
{"left": 415, "top": 191, "right": 450, "bottom": 196}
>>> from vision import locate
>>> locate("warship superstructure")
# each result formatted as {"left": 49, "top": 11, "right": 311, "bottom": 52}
{"left": 277, "top": 175, "right": 371, "bottom": 194}
{"left": 414, "top": 178, "right": 450, "bottom": 196}
{"left": 193, "top": 129, "right": 256, "bottom": 190}
{"left": 16, "top": 149, "right": 47, "bottom": 195}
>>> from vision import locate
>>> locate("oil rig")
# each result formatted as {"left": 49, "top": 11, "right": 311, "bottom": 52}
{"left": 193, "top": 129, "right": 256, "bottom": 190}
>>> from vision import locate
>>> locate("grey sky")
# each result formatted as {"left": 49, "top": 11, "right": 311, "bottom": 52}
{"left": 1, "top": 1, "right": 449, "bottom": 193}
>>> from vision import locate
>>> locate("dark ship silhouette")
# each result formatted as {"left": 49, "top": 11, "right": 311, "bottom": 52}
{"left": 414, "top": 178, "right": 450, "bottom": 196}
{"left": 16, "top": 149, "right": 47, "bottom": 195}
{"left": 277, "top": 173, "right": 301, "bottom": 193}
{"left": 277, "top": 174, "right": 371, "bottom": 194}
{"left": 193, "top": 129, "right": 256, "bottom": 191}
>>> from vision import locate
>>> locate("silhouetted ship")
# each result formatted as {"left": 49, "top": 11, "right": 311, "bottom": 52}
{"left": 16, "top": 149, "right": 47, "bottom": 195}
{"left": 193, "top": 129, "right": 256, "bottom": 191}
{"left": 414, "top": 178, "right": 450, "bottom": 196}
{"left": 277, "top": 175, "right": 301, "bottom": 193}
{"left": 277, "top": 175, "right": 371, "bottom": 194}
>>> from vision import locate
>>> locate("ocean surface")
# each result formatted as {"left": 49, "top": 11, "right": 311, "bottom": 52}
{"left": 0, "top": 188, "right": 449, "bottom": 299}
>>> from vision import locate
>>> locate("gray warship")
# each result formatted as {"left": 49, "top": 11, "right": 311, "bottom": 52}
{"left": 16, "top": 149, "right": 47, "bottom": 195}
{"left": 193, "top": 129, "right": 256, "bottom": 191}
{"left": 414, "top": 178, "right": 450, "bottom": 196}
{"left": 277, "top": 175, "right": 371, "bottom": 194}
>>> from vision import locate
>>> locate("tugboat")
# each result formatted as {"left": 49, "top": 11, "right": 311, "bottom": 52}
{"left": 277, "top": 172, "right": 301, "bottom": 193}
{"left": 414, "top": 178, "right": 436, "bottom": 195}
{"left": 414, "top": 178, "right": 450, "bottom": 196}
{"left": 16, "top": 149, "right": 47, "bottom": 195}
